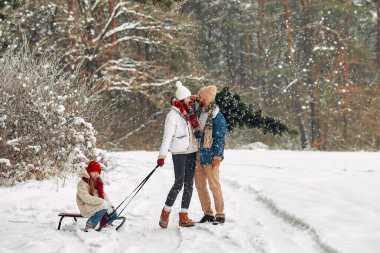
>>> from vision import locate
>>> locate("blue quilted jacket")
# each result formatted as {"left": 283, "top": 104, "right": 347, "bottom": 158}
{"left": 199, "top": 110, "right": 227, "bottom": 165}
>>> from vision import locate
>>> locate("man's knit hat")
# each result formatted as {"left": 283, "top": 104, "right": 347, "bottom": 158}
{"left": 198, "top": 85, "right": 217, "bottom": 103}
{"left": 175, "top": 81, "right": 191, "bottom": 101}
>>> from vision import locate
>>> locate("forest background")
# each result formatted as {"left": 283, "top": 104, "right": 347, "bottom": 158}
{"left": 1, "top": 0, "right": 379, "bottom": 154}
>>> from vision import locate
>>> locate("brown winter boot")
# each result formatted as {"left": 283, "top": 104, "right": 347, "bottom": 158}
{"left": 159, "top": 208, "right": 171, "bottom": 229}
{"left": 179, "top": 212, "right": 196, "bottom": 227}
{"left": 84, "top": 222, "right": 95, "bottom": 232}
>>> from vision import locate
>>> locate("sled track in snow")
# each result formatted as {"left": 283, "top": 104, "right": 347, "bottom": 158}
{"left": 254, "top": 192, "right": 340, "bottom": 253}
{"left": 226, "top": 163, "right": 285, "bottom": 170}
{"left": 223, "top": 178, "right": 340, "bottom": 253}
{"left": 219, "top": 182, "right": 268, "bottom": 253}
{"left": 175, "top": 226, "right": 183, "bottom": 250}
{"left": 197, "top": 225, "right": 242, "bottom": 249}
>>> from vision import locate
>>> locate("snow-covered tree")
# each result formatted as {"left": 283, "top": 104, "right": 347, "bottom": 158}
{"left": 1, "top": 0, "right": 193, "bottom": 91}
{"left": 0, "top": 48, "right": 107, "bottom": 186}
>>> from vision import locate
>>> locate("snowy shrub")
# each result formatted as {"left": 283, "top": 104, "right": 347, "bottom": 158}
{"left": 0, "top": 48, "right": 108, "bottom": 186}
{"left": 239, "top": 142, "right": 269, "bottom": 150}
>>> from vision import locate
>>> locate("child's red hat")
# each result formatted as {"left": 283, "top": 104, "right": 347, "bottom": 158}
{"left": 86, "top": 161, "right": 102, "bottom": 174}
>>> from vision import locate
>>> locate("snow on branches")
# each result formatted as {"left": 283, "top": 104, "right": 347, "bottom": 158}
{"left": 0, "top": 49, "right": 108, "bottom": 186}
{"left": 1, "top": 0, "right": 187, "bottom": 92}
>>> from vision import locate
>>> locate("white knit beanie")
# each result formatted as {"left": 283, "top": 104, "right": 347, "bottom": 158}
{"left": 175, "top": 81, "right": 191, "bottom": 100}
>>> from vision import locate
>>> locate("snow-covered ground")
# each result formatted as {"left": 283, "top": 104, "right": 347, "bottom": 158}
{"left": 0, "top": 150, "right": 379, "bottom": 253}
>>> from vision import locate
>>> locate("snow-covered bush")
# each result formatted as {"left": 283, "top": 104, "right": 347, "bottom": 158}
{"left": 0, "top": 48, "right": 107, "bottom": 186}
{"left": 239, "top": 142, "right": 269, "bottom": 150}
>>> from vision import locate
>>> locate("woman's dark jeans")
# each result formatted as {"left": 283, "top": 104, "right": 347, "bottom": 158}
{"left": 165, "top": 152, "right": 197, "bottom": 209}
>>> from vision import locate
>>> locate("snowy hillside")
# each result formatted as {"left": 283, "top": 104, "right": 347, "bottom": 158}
{"left": 0, "top": 150, "right": 379, "bottom": 253}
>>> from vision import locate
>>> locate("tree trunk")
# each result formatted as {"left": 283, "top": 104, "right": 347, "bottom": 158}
{"left": 96, "top": 2, "right": 105, "bottom": 36}
{"left": 225, "top": 28, "right": 235, "bottom": 84}
{"left": 296, "top": 104, "right": 308, "bottom": 149}
{"left": 136, "top": 30, "right": 145, "bottom": 60}
{"left": 240, "top": 34, "right": 250, "bottom": 87}
{"left": 248, "top": 34, "right": 255, "bottom": 86}
{"left": 342, "top": 0, "right": 351, "bottom": 144}
{"left": 377, "top": 0, "right": 380, "bottom": 67}
{"left": 67, "top": 0, "right": 76, "bottom": 67}
{"left": 283, "top": 0, "right": 294, "bottom": 63}
{"left": 290, "top": 82, "right": 308, "bottom": 149}
{"left": 284, "top": 0, "right": 309, "bottom": 149}
{"left": 145, "top": 31, "right": 150, "bottom": 61}
{"left": 258, "top": 0, "right": 270, "bottom": 68}
{"left": 239, "top": 35, "right": 245, "bottom": 86}
{"left": 108, "top": 0, "right": 118, "bottom": 57}
{"left": 257, "top": 0, "right": 271, "bottom": 111}
{"left": 300, "top": 0, "right": 309, "bottom": 11}
{"left": 309, "top": 92, "right": 321, "bottom": 148}
{"left": 309, "top": 62, "right": 323, "bottom": 149}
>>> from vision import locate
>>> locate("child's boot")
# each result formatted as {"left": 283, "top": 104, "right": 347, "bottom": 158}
{"left": 84, "top": 222, "right": 95, "bottom": 232}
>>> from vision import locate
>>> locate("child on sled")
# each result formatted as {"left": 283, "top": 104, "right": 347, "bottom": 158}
{"left": 76, "top": 161, "right": 117, "bottom": 231}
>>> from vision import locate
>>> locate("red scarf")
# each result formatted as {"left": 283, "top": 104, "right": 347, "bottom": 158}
{"left": 82, "top": 177, "right": 107, "bottom": 227}
{"left": 172, "top": 99, "right": 201, "bottom": 139}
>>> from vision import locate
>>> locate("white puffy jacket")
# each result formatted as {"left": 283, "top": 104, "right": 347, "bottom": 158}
{"left": 159, "top": 106, "right": 192, "bottom": 158}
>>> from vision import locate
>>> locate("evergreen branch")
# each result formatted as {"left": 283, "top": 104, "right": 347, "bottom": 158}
{"left": 215, "top": 87, "right": 298, "bottom": 136}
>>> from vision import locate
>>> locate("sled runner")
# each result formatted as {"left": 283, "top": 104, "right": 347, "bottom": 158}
{"left": 57, "top": 212, "right": 126, "bottom": 231}
{"left": 57, "top": 165, "right": 158, "bottom": 232}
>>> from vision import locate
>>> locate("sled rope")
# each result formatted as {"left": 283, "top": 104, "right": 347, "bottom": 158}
{"left": 116, "top": 165, "right": 158, "bottom": 217}
{"left": 109, "top": 165, "right": 159, "bottom": 220}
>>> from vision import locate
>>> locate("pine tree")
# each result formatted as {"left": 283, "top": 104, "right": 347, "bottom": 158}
{"left": 215, "top": 87, "right": 297, "bottom": 136}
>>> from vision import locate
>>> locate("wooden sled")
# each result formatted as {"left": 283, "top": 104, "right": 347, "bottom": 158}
{"left": 57, "top": 212, "right": 126, "bottom": 231}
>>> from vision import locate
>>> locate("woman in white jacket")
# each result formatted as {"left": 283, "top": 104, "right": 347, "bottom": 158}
{"left": 157, "top": 81, "right": 201, "bottom": 229}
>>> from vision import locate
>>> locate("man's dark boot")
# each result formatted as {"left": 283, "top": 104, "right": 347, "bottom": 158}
{"left": 213, "top": 216, "right": 225, "bottom": 225}
{"left": 199, "top": 214, "right": 215, "bottom": 223}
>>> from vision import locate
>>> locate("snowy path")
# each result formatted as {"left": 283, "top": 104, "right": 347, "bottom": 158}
{"left": 0, "top": 150, "right": 379, "bottom": 253}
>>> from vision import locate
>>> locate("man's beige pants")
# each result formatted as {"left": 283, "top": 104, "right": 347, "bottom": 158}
{"left": 194, "top": 155, "right": 225, "bottom": 218}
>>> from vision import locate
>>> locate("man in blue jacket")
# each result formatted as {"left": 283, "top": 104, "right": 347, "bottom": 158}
{"left": 194, "top": 85, "right": 227, "bottom": 225}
